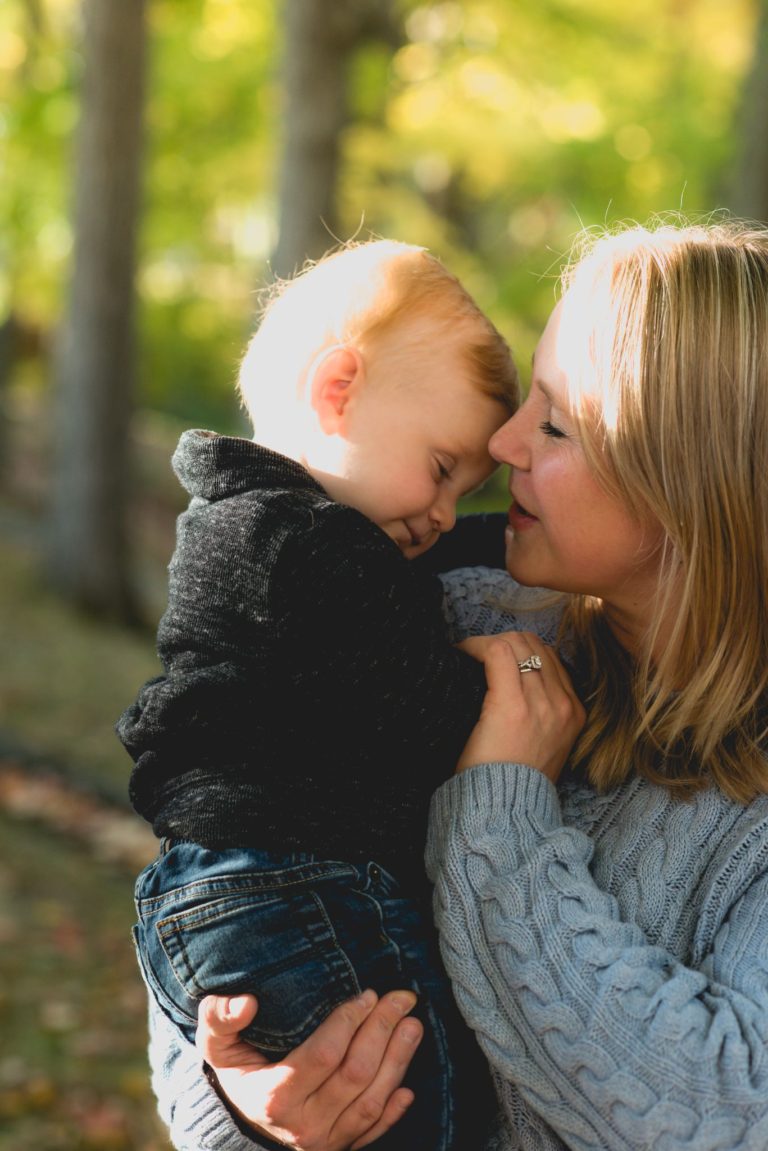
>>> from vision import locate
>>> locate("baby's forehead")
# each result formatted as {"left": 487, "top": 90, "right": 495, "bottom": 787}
{"left": 441, "top": 393, "right": 509, "bottom": 449}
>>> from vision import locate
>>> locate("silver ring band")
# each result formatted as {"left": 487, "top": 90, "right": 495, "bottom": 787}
{"left": 517, "top": 655, "right": 543, "bottom": 674}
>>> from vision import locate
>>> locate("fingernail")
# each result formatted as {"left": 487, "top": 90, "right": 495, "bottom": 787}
{"left": 226, "top": 995, "right": 251, "bottom": 1016}
{"left": 400, "top": 1019, "right": 422, "bottom": 1045}
{"left": 357, "top": 988, "right": 377, "bottom": 1008}
{"left": 390, "top": 991, "right": 417, "bottom": 1013}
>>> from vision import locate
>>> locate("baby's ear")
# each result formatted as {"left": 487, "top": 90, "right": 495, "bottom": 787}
{"left": 310, "top": 345, "right": 364, "bottom": 434}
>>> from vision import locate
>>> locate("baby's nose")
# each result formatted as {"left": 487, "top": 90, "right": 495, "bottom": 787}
{"left": 432, "top": 495, "right": 457, "bottom": 533}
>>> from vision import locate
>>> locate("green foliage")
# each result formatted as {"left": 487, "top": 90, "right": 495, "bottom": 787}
{"left": 0, "top": 1, "right": 80, "bottom": 321}
{"left": 357, "top": 0, "right": 756, "bottom": 367}
{"left": 137, "top": 0, "right": 280, "bottom": 426}
{"left": 138, "top": 294, "right": 248, "bottom": 432}
{"left": 0, "top": 0, "right": 759, "bottom": 424}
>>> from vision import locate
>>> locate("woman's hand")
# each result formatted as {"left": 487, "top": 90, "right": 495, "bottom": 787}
{"left": 456, "top": 630, "right": 585, "bottom": 783}
{"left": 196, "top": 989, "right": 423, "bottom": 1150}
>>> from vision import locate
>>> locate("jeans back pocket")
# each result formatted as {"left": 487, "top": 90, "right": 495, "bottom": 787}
{"left": 142, "top": 862, "right": 365, "bottom": 1055}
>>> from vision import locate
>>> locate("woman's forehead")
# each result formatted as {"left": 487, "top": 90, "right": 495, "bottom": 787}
{"left": 532, "top": 303, "right": 569, "bottom": 391}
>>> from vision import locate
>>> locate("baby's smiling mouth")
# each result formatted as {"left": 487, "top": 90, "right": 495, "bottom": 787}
{"left": 402, "top": 523, "right": 438, "bottom": 553}
{"left": 405, "top": 522, "right": 427, "bottom": 547}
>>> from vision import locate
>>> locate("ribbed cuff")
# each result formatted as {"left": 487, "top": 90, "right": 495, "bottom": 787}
{"left": 426, "top": 761, "right": 561, "bottom": 876}
{"left": 177, "top": 1067, "right": 263, "bottom": 1151}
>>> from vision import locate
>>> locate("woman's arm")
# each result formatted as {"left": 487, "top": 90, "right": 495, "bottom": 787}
{"left": 147, "top": 991, "right": 422, "bottom": 1151}
{"left": 148, "top": 997, "right": 256, "bottom": 1151}
{"left": 425, "top": 647, "right": 768, "bottom": 1150}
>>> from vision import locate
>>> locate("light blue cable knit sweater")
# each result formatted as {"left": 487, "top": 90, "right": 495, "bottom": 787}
{"left": 146, "top": 568, "right": 768, "bottom": 1151}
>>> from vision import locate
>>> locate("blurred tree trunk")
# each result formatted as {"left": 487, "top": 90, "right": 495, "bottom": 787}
{"left": 0, "top": 316, "right": 14, "bottom": 485}
{"left": 729, "top": 0, "right": 768, "bottom": 222}
{"left": 49, "top": 0, "right": 146, "bottom": 622}
{"left": 271, "top": 0, "right": 400, "bottom": 279}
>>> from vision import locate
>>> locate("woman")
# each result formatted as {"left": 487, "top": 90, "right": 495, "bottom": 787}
{"left": 149, "top": 218, "right": 768, "bottom": 1151}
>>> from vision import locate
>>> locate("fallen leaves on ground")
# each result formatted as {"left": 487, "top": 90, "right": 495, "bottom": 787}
{"left": 0, "top": 756, "right": 171, "bottom": 1150}
{"left": 0, "top": 758, "right": 156, "bottom": 870}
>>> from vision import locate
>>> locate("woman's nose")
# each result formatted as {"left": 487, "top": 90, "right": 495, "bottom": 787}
{"left": 489, "top": 410, "right": 526, "bottom": 467}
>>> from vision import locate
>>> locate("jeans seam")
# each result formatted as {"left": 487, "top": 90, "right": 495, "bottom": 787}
{"left": 137, "top": 864, "right": 358, "bottom": 910}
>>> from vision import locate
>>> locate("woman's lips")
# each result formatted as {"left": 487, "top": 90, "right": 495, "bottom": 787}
{"left": 507, "top": 500, "right": 538, "bottom": 532}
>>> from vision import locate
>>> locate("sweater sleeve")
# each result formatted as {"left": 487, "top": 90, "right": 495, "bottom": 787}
{"left": 425, "top": 763, "right": 768, "bottom": 1151}
{"left": 148, "top": 1000, "right": 273, "bottom": 1151}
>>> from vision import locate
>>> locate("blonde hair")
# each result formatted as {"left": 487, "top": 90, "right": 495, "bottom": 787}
{"left": 238, "top": 239, "right": 518, "bottom": 452}
{"left": 558, "top": 216, "right": 768, "bottom": 802}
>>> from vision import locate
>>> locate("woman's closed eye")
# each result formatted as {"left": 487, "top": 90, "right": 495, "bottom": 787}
{"left": 539, "top": 419, "right": 566, "bottom": 439}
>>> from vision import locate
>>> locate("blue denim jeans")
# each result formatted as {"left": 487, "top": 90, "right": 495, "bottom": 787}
{"left": 134, "top": 842, "right": 493, "bottom": 1151}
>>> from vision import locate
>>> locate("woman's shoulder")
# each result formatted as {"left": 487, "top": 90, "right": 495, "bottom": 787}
{"left": 439, "top": 566, "right": 567, "bottom": 645}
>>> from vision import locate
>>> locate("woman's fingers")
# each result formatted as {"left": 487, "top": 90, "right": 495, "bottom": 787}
{"left": 489, "top": 629, "right": 583, "bottom": 720}
{"left": 456, "top": 631, "right": 585, "bottom": 781}
{"left": 196, "top": 993, "right": 270, "bottom": 1070}
{"left": 196, "top": 989, "right": 421, "bottom": 1151}
{"left": 459, "top": 628, "right": 573, "bottom": 697}
{"left": 350, "top": 1087, "right": 416, "bottom": 1149}
{"left": 520, "top": 633, "right": 586, "bottom": 735}
{"left": 522, "top": 632, "right": 580, "bottom": 703}
{"left": 494, "top": 629, "right": 554, "bottom": 681}
{"left": 456, "top": 638, "right": 528, "bottom": 773}
{"left": 263, "top": 990, "right": 420, "bottom": 1148}
{"left": 325, "top": 994, "right": 422, "bottom": 1147}
{"left": 197, "top": 995, "right": 303, "bottom": 1145}
{"left": 275, "top": 988, "right": 383, "bottom": 1095}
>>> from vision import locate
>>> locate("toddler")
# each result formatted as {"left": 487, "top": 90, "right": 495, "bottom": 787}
{"left": 118, "top": 239, "right": 518, "bottom": 1150}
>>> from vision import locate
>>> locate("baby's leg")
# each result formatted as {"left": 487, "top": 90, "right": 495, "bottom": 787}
{"left": 133, "top": 844, "right": 362, "bottom": 1050}
{"left": 134, "top": 844, "right": 493, "bottom": 1149}
{"left": 319, "top": 860, "right": 495, "bottom": 1151}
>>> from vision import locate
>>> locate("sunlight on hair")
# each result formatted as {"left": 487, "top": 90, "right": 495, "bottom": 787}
{"left": 556, "top": 279, "right": 623, "bottom": 434}
{"left": 237, "top": 238, "right": 518, "bottom": 455}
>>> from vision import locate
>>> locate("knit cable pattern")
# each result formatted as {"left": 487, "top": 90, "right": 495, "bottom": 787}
{"left": 146, "top": 566, "right": 768, "bottom": 1151}
{"left": 429, "top": 571, "right": 768, "bottom": 1150}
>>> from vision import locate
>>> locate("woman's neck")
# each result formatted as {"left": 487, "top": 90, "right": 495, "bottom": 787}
{"left": 602, "top": 587, "right": 677, "bottom": 666}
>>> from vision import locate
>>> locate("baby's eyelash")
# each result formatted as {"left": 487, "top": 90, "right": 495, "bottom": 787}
{"left": 539, "top": 420, "right": 566, "bottom": 439}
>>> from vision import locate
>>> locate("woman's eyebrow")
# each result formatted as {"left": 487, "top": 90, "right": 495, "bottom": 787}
{"left": 531, "top": 374, "right": 555, "bottom": 403}
{"left": 530, "top": 351, "right": 557, "bottom": 403}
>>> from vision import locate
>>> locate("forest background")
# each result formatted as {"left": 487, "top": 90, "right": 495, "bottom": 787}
{"left": 1, "top": 1, "right": 767, "bottom": 1148}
